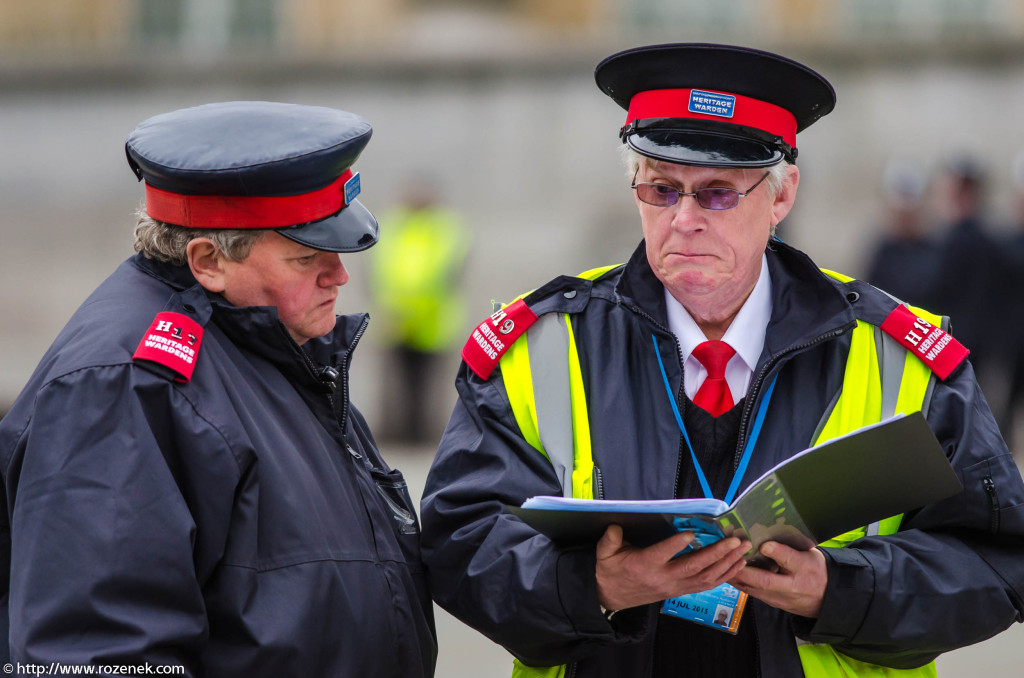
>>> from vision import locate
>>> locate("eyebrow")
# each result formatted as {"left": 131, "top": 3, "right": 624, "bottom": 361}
{"left": 645, "top": 173, "right": 740, "bottom": 188}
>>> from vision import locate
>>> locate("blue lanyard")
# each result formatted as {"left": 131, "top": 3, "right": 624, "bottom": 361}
{"left": 652, "top": 334, "right": 778, "bottom": 504}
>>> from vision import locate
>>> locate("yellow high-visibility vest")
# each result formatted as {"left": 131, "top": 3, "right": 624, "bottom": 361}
{"left": 502, "top": 268, "right": 941, "bottom": 678}
{"left": 369, "top": 206, "right": 468, "bottom": 352}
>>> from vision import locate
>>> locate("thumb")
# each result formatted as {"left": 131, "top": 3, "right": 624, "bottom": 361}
{"left": 759, "top": 541, "right": 800, "bottom": 571}
{"left": 596, "top": 524, "right": 624, "bottom": 559}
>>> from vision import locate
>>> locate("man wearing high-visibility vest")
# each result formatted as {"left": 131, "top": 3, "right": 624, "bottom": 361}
{"left": 421, "top": 44, "right": 1024, "bottom": 678}
{"left": 369, "top": 178, "right": 469, "bottom": 442}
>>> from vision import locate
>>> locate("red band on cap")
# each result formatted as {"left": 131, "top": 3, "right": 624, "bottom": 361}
{"left": 133, "top": 312, "right": 205, "bottom": 383}
{"left": 625, "top": 89, "right": 797, "bottom": 149}
{"left": 145, "top": 169, "right": 354, "bottom": 229}
{"left": 880, "top": 305, "right": 969, "bottom": 381}
{"left": 462, "top": 299, "right": 538, "bottom": 380}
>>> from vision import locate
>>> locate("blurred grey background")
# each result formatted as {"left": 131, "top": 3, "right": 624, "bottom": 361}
{"left": 3, "top": 1, "right": 1024, "bottom": 675}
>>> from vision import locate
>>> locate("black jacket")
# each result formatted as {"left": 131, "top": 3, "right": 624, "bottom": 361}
{"left": 0, "top": 254, "right": 437, "bottom": 676}
{"left": 421, "top": 238, "right": 1024, "bottom": 678}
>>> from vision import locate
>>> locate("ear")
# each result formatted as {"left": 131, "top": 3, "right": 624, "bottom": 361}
{"left": 770, "top": 164, "right": 800, "bottom": 228}
{"left": 187, "top": 238, "right": 227, "bottom": 293}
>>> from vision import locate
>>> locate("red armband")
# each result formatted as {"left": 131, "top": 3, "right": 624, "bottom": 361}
{"left": 133, "top": 312, "right": 205, "bottom": 383}
{"left": 461, "top": 299, "right": 538, "bottom": 380}
{"left": 879, "top": 305, "right": 969, "bottom": 380}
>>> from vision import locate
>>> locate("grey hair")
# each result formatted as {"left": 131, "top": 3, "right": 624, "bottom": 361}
{"left": 620, "top": 144, "right": 791, "bottom": 201}
{"left": 132, "top": 206, "right": 265, "bottom": 266}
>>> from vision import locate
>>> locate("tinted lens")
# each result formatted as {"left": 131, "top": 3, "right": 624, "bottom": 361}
{"left": 695, "top": 188, "right": 741, "bottom": 210}
{"left": 635, "top": 183, "right": 679, "bottom": 206}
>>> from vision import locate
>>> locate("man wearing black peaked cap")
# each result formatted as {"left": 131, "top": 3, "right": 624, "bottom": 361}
{"left": 0, "top": 102, "right": 436, "bottom": 677}
{"left": 421, "top": 44, "right": 1024, "bottom": 677}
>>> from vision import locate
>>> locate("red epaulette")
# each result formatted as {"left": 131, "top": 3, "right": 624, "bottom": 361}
{"left": 879, "top": 305, "right": 969, "bottom": 380}
{"left": 133, "top": 312, "right": 205, "bottom": 383}
{"left": 461, "top": 299, "right": 538, "bottom": 380}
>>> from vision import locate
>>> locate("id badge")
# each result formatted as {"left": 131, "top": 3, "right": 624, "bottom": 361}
{"left": 660, "top": 515, "right": 748, "bottom": 633}
{"left": 661, "top": 583, "right": 748, "bottom": 634}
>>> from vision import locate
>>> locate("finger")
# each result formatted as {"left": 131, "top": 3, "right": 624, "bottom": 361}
{"left": 719, "top": 553, "right": 748, "bottom": 582}
{"left": 759, "top": 541, "right": 806, "bottom": 573}
{"left": 688, "top": 540, "right": 753, "bottom": 581}
{"left": 671, "top": 537, "right": 744, "bottom": 581}
{"left": 646, "top": 529, "right": 697, "bottom": 562}
{"left": 730, "top": 561, "right": 777, "bottom": 591}
{"left": 680, "top": 536, "right": 745, "bottom": 568}
{"left": 663, "top": 541, "right": 748, "bottom": 596}
{"left": 596, "top": 524, "right": 624, "bottom": 559}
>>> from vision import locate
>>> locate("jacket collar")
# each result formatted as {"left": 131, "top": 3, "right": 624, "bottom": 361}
{"left": 760, "top": 239, "right": 855, "bottom": 363}
{"left": 614, "top": 238, "right": 855, "bottom": 363}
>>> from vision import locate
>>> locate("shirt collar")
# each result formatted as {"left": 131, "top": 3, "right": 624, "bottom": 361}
{"left": 664, "top": 252, "right": 772, "bottom": 372}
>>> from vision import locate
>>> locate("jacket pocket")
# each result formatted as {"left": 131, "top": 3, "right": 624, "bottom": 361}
{"left": 370, "top": 466, "right": 420, "bottom": 536}
{"left": 961, "top": 454, "right": 1024, "bottom": 535}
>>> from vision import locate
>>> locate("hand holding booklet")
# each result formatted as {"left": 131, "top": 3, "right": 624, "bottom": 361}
{"left": 508, "top": 412, "right": 962, "bottom": 561}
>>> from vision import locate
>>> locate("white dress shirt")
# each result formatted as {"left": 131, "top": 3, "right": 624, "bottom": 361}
{"left": 664, "top": 253, "right": 773, "bottom": 403}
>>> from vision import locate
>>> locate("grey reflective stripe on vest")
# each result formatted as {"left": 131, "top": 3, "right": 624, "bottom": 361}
{"left": 875, "top": 326, "right": 907, "bottom": 420}
{"left": 527, "top": 313, "right": 575, "bottom": 497}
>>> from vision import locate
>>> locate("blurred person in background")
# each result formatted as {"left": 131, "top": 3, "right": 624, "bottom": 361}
{"left": 370, "top": 176, "right": 469, "bottom": 443}
{"left": 0, "top": 102, "right": 436, "bottom": 677}
{"left": 998, "top": 150, "right": 1024, "bottom": 452}
{"left": 864, "top": 159, "right": 937, "bottom": 307}
{"left": 420, "top": 43, "right": 1024, "bottom": 678}
{"left": 924, "top": 155, "right": 1002, "bottom": 392}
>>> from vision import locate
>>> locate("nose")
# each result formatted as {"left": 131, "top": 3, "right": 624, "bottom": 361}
{"left": 669, "top": 194, "right": 707, "bottom": 231}
{"left": 319, "top": 254, "right": 349, "bottom": 287}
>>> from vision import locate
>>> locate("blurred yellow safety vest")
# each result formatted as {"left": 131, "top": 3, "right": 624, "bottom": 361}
{"left": 370, "top": 206, "right": 468, "bottom": 352}
{"left": 501, "top": 267, "right": 941, "bottom": 678}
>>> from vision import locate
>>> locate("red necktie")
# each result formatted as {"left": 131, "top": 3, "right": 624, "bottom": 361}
{"left": 691, "top": 340, "right": 736, "bottom": 417}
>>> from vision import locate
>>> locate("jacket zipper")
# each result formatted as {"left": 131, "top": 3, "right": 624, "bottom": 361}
{"left": 338, "top": 316, "right": 370, "bottom": 447}
{"left": 983, "top": 476, "right": 1000, "bottom": 533}
{"left": 626, "top": 304, "right": 689, "bottom": 498}
{"left": 293, "top": 315, "right": 370, "bottom": 449}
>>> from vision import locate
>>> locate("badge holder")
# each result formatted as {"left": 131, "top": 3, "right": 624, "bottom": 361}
{"left": 651, "top": 335, "right": 779, "bottom": 636}
{"left": 659, "top": 516, "right": 749, "bottom": 635}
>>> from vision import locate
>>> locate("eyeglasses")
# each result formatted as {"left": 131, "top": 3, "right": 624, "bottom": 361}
{"left": 631, "top": 171, "right": 771, "bottom": 210}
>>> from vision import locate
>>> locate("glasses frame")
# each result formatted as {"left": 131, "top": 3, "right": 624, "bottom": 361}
{"left": 631, "top": 170, "right": 771, "bottom": 210}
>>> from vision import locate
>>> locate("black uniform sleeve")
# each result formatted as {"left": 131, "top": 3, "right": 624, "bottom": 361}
{"left": 6, "top": 365, "right": 242, "bottom": 675}
{"left": 798, "top": 361, "right": 1024, "bottom": 668}
{"left": 420, "top": 364, "right": 646, "bottom": 666}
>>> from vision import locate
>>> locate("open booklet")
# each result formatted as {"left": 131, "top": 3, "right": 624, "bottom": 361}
{"left": 507, "top": 411, "right": 962, "bottom": 559}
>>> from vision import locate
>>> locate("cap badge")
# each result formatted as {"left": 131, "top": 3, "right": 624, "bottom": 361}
{"left": 688, "top": 90, "right": 735, "bottom": 119}
{"left": 344, "top": 171, "right": 361, "bottom": 205}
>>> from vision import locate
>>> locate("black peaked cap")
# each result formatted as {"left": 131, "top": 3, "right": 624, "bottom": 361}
{"left": 126, "top": 101, "right": 379, "bottom": 252}
{"left": 595, "top": 43, "right": 836, "bottom": 167}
